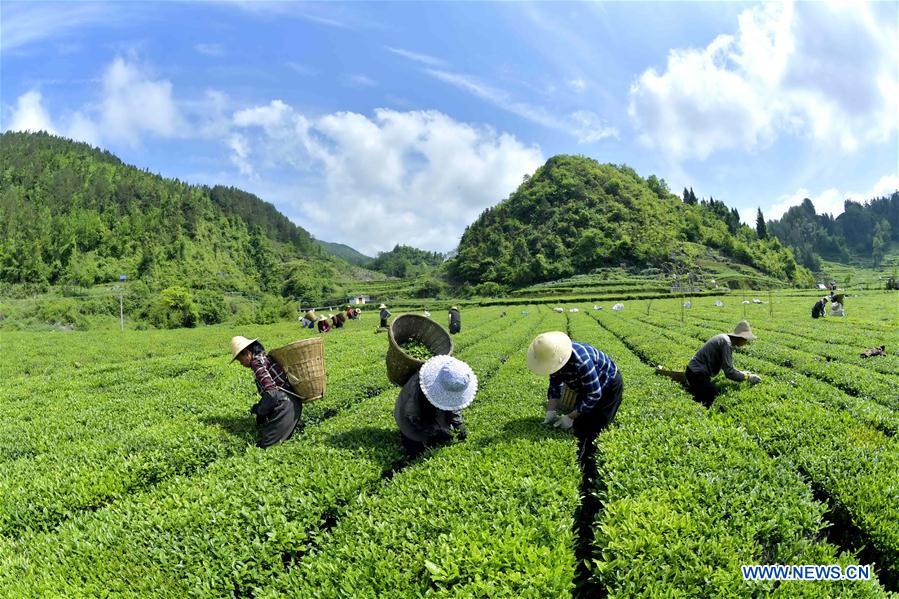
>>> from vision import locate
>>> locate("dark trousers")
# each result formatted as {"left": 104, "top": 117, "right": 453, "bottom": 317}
{"left": 685, "top": 369, "right": 718, "bottom": 408}
{"left": 573, "top": 371, "right": 623, "bottom": 481}
{"left": 380, "top": 318, "right": 388, "bottom": 328}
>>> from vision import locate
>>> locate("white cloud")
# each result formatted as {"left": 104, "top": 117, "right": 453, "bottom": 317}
{"left": 231, "top": 106, "right": 544, "bottom": 254}
{"left": 3, "top": 57, "right": 221, "bottom": 148}
{"left": 570, "top": 110, "right": 617, "bottom": 144}
{"left": 385, "top": 46, "right": 446, "bottom": 67}
{"left": 98, "top": 57, "right": 186, "bottom": 144}
{"left": 755, "top": 174, "right": 899, "bottom": 223}
{"left": 0, "top": 2, "right": 111, "bottom": 52}
{"left": 425, "top": 69, "right": 617, "bottom": 143}
{"left": 228, "top": 133, "right": 253, "bottom": 176}
{"left": 5, "top": 91, "right": 56, "bottom": 133}
{"left": 286, "top": 62, "right": 316, "bottom": 76}
{"left": 871, "top": 175, "right": 899, "bottom": 199}
{"left": 629, "top": 1, "right": 899, "bottom": 160}
{"left": 343, "top": 74, "right": 377, "bottom": 88}
{"left": 568, "top": 78, "right": 587, "bottom": 93}
{"left": 195, "top": 43, "right": 225, "bottom": 57}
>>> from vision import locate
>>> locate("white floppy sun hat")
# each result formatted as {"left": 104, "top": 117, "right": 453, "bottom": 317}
{"left": 229, "top": 335, "right": 257, "bottom": 361}
{"left": 527, "top": 331, "right": 573, "bottom": 376}
{"left": 418, "top": 355, "right": 478, "bottom": 411}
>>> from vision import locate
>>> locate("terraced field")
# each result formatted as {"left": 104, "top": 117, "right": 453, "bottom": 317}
{"left": 0, "top": 293, "right": 896, "bottom": 596}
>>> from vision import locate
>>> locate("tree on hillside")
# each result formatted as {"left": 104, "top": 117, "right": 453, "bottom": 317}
{"left": 646, "top": 175, "right": 670, "bottom": 199}
{"left": 682, "top": 187, "right": 698, "bottom": 205}
{"left": 755, "top": 208, "right": 768, "bottom": 239}
{"left": 872, "top": 220, "right": 892, "bottom": 268}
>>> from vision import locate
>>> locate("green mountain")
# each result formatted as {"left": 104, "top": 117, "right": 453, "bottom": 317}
{"left": 448, "top": 155, "right": 812, "bottom": 288}
{"left": 0, "top": 131, "right": 350, "bottom": 304}
{"left": 315, "top": 240, "right": 373, "bottom": 266}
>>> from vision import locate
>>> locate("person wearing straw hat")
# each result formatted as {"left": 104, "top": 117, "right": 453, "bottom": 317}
{"left": 662, "top": 321, "right": 761, "bottom": 408}
{"left": 394, "top": 355, "right": 477, "bottom": 459}
{"left": 527, "top": 331, "right": 623, "bottom": 480}
{"left": 230, "top": 336, "right": 302, "bottom": 448}
{"left": 300, "top": 308, "right": 316, "bottom": 329}
{"left": 448, "top": 306, "right": 461, "bottom": 334}
{"left": 379, "top": 304, "right": 391, "bottom": 329}
{"left": 317, "top": 315, "right": 331, "bottom": 333}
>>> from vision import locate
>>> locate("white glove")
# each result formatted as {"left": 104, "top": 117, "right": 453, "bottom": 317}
{"left": 542, "top": 410, "right": 558, "bottom": 425}
{"left": 747, "top": 373, "right": 762, "bottom": 385}
{"left": 554, "top": 415, "right": 574, "bottom": 430}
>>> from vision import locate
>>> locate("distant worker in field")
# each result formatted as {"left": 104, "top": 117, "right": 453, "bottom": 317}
{"left": 656, "top": 321, "right": 761, "bottom": 407}
{"left": 346, "top": 305, "right": 359, "bottom": 320}
{"left": 527, "top": 331, "right": 623, "bottom": 479}
{"left": 829, "top": 297, "right": 845, "bottom": 317}
{"left": 811, "top": 297, "right": 828, "bottom": 319}
{"left": 230, "top": 336, "right": 302, "bottom": 448}
{"left": 394, "top": 355, "right": 476, "bottom": 459}
{"left": 300, "top": 308, "right": 316, "bottom": 329}
{"left": 331, "top": 312, "right": 345, "bottom": 329}
{"left": 317, "top": 315, "right": 331, "bottom": 333}
{"left": 379, "top": 303, "right": 391, "bottom": 328}
{"left": 448, "top": 306, "right": 461, "bottom": 334}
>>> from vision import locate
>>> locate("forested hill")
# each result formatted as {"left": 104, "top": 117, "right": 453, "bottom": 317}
{"left": 767, "top": 195, "right": 899, "bottom": 270}
{"left": 369, "top": 244, "right": 444, "bottom": 278}
{"left": 448, "top": 155, "right": 812, "bottom": 287}
{"left": 315, "top": 240, "right": 373, "bottom": 266}
{"left": 0, "top": 131, "right": 331, "bottom": 293}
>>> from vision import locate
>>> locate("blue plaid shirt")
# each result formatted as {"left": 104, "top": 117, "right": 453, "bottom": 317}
{"left": 548, "top": 342, "right": 618, "bottom": 413}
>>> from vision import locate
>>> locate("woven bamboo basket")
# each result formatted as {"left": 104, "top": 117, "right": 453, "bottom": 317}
{"left": 559, "top": 384, "right": 578, "bottom": 412}
{"left": 269, "top": 337, "right": 326, "bottom": 403}
{"left": 387, "top": 314, "right": 453, "bottom": 387}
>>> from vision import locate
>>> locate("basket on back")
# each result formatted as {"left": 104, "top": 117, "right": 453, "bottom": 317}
{"left": 387, "top": 314, "right": 453, "bottom": 386}
{"left": 270, "top": 337, "right": 326, "bottom": 403}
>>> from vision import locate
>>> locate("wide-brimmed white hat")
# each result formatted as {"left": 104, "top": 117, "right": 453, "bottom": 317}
{"left": 229, "top": 335, "right": 256, "bottom": 361}
{"left": 318, "top": 315, "right": 328, "bottom": 322}
{"left": 728, "top": 320, "right": 756, "bottom": 341}
{"left": 379, "top": 304, "right": 387, "bottom": 309}
{"left": 527, "top": 331, "right": 573, "bottom": 376}
{"left": 418, "top": 355, "right": 477, "bottom": 411}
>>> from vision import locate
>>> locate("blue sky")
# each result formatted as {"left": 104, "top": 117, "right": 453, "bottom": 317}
{"left": 2, "top": 1, "right": 897, "bottom": 255}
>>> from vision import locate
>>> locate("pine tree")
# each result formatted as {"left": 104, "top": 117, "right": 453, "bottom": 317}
{"left": 755, "top": 208, "right": 768, "bottom": 239}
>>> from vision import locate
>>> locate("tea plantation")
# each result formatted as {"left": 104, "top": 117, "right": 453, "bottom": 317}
{"left": 0, "top": 293, "right": 896, "bottom": 597}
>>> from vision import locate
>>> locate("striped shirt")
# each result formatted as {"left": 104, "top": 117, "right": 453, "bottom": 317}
{"left": 250, "top": 352, "right": 290, "bottom": 395}
{"left": 548, "top": 342, "right": 618, "bottom": 413}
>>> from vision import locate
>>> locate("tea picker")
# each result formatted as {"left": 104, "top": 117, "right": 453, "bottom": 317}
{"left": 386, "top": 314, "right": 474, "bottom": 459}
{"left": 527, "top": 331, "right": 624, "bottom": 481}
{"left": 317, "top": 315, "right": 331, "bottom": 333}
{"left": 655, "top": 320, "right": 761, "bottom": 408}
{"left": 394, "top": 355, "right": 477, "bottom": 459}
{"left": 379, "top": 304, "right": 391, "bottom": 329}
{"left": 829, "top": 294, "right": 845, "bottom": 317}
{"left": 448, "top": 306, "right": 461, "bottom": 334}
{"left": 299, "top": 308, "right": 316, "bottom": 329}
{"left": 811, "top": 297, "right": 828, "bottom": 319}
{"left": 230, "top": 336, "right": 302, "bottom": 448}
